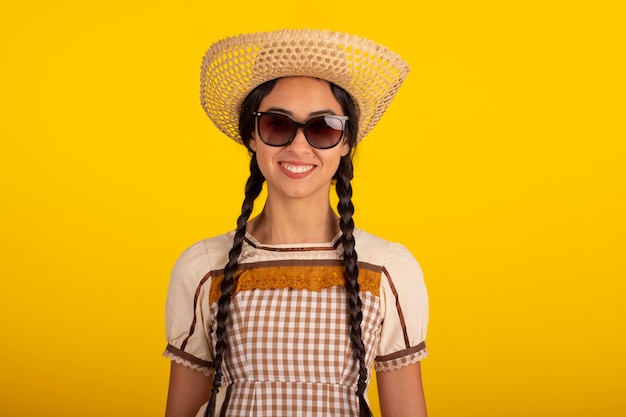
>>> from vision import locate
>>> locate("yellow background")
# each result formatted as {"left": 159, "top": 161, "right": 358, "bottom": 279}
{"left": 1, "top": 1, "right": 624, "bottom": 416}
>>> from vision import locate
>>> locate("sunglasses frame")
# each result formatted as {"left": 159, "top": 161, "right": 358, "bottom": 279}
{"left": 253, "top": 111, "right": 349, "bottom": 149}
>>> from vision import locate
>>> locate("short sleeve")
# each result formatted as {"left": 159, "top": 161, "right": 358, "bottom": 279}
{"left": 375, "top": 242, "right": 429, "bottom": 372}
{"left": 164, "top": 240, "right": 215, "bottom": 376}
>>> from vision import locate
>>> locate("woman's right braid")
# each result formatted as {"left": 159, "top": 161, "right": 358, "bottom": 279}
{"left": 335, "top": 155, "right": 372, "bottom": 417}
{"left": 205, "top": 154, "right": 265, "bottom": 417}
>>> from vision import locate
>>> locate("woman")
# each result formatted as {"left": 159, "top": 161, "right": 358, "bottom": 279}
{"left": 164, "top": 29, "right": 429, "bottom": 417}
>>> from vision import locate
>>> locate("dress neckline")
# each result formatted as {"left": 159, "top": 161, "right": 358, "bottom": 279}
{"left": 243, "top": 230, "right": 344, "bottom": 251}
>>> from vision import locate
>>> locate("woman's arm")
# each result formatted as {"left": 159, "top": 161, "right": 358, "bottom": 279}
{"left": 376, "top": 362, "right": 427, "bottom": 417}
{"left": 165, "top": 362, "right": 214, "bottom": 417}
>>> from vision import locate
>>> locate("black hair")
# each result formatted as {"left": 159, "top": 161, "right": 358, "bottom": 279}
{"left": 205, "top": 78, "right": 370, "bottom": 417}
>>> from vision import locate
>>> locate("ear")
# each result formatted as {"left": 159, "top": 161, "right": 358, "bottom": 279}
{"left": 248, "top": 136, "right": 258, "bottom": 152}
{"left": 340, "top": 140, "right": 350, "bottom": 157}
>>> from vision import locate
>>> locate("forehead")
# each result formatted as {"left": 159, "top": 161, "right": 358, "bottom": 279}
{"left": 258, "top": 77, "right": 343, "bottom": 116}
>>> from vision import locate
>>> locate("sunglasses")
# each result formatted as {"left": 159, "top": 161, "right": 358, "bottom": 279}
{"left": 253, "top": 112, "right": 349, "bottom": 149}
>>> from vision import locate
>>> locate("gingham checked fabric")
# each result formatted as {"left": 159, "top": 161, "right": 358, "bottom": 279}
{"left": 210, "top": 287, "right": 377, "bottom": 416}
{"left": 165, "top": 228, "right": 428, "bottom": 417}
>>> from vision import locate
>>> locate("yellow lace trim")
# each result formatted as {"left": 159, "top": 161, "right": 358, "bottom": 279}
{"left": 209, "top": 266, "right": 381, "bottom": 304}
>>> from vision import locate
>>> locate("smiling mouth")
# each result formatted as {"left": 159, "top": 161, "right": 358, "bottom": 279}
{"left": 280, "top": 162, "right": 315, "bottom": 174}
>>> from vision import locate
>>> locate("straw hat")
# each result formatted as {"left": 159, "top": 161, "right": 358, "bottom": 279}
{"left": 200, "top": 29, "right": 410, "bottom": 144}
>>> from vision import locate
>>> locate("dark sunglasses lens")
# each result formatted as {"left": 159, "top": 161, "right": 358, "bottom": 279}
{"left": 258, "top": 114, "right": 295, "bottom": 146}
{"left": 306, "top": 117, "right": 344, "bottom": 148}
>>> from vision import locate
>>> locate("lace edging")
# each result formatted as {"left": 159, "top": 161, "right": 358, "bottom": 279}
{"left": 374, "top": 348, "right": 428, "bottom": 372}
{"left": 163, "top": 350, "right": 214, "bottom": 377}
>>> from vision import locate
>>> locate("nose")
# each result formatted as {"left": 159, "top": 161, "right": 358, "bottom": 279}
{"left": 286, "top": 127, "right": 311, "bottom": 153}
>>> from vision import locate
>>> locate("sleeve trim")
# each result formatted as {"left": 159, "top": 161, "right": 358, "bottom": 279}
{"left": 374, "top": 342, "right": 428, "bottom": 372}
{"left": 375, "top": 341, "right": 426, "bottom": 362}
{"left": 165, "top": 343, "right": 214, "bottom": 370}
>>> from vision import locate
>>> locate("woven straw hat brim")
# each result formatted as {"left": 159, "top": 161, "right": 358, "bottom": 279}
{"left": 200, "top": 29, "right": 410, "bottom": 144}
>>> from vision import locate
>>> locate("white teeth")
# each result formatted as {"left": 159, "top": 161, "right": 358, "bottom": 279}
{"left": 281, "top": 163, "right": 314, "bottom": 173}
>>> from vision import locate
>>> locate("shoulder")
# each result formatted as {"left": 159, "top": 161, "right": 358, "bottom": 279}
{"left": 170, "top": 230, "right": 234, "bottom": 285}
{"left": 354, "top": 228, "right": 420, "bottom": 270}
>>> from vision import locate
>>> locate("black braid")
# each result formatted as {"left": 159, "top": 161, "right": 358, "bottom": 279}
{"left": 205, "top": 155, "right": 265, "bottom": 417}
{"left": 336, "top": 155, "right": 372, "bottom": 417}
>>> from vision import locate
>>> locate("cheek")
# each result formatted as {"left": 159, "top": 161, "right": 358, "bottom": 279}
{"left": 327, "top": 154, "right": 343, "bottom": 176}
{"left": 253, "top": 147, "right": 276, "bottom": 178}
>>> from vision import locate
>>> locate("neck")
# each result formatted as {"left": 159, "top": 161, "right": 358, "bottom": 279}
{"left": 248, "top": 197, "right": 340, "bottom": 244}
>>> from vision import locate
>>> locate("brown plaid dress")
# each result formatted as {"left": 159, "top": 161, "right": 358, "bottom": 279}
{"left": 165, "top": 228, "right": 428, "bottom": 417}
